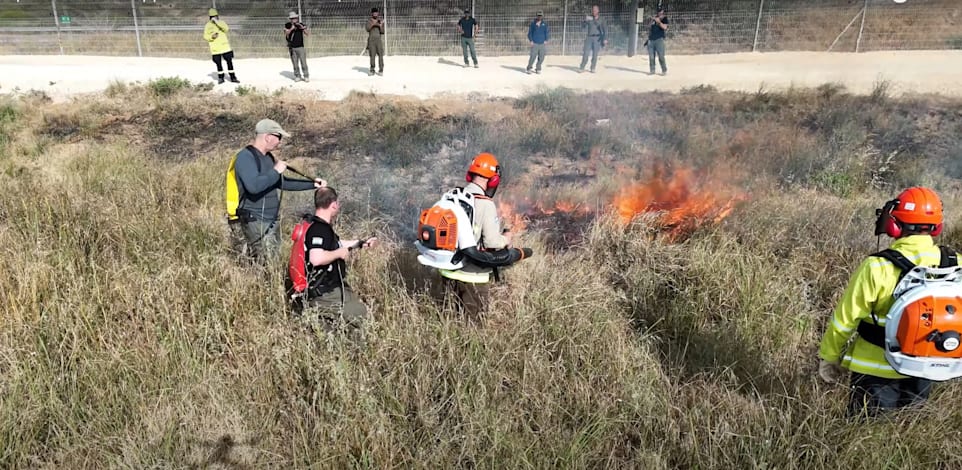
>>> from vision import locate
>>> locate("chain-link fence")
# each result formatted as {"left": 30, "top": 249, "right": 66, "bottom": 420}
{"left": 0, "top": 0, "right": 959, "bottom": 58}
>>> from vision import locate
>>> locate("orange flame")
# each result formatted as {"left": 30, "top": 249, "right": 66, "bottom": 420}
{"left": 613, "top": 165, "right": 745, "bottom": 239}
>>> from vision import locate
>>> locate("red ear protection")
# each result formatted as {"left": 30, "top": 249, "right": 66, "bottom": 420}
{"left": 875, "top": 199, "right": 901, "bottom": 238}
{"left": 487, "top": 165, "right": 501, "bottom": 189}
{"left": 465, "top": 166, "right": 501, "bottom": 189}
{"left": 875, "top": 198, "right": 944, "bottom": 238}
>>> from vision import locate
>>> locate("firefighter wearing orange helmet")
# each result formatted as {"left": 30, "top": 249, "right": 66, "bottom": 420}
{"left": 440, "top": 153, "right": 515, "bottom": 322}
{"left": 818, "top": 187, "right": 960, "bottom": 416}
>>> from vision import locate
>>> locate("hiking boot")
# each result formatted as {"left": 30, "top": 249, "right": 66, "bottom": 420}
{"left": 229, "top": 76, "right": 240, "bottom": 83}
{"left": 217, "top": 76, "right": 225, "bottom": 84}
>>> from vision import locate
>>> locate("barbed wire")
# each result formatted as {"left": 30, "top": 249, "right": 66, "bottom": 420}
{"left": 0, "top": 0, "right": 958, "bottom": 57}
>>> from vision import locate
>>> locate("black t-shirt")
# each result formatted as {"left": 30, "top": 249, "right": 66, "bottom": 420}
{"left": 458, "top": 17, "right": 478, "bottom": 38}
{"left": 305, "top": 218, "right": 345, "bottom": 297}
{"left": 285, "top": 22, "right": 305, "bottom": 48}
{"left": 648, "top": 17, "right": 668, "bottom": 41}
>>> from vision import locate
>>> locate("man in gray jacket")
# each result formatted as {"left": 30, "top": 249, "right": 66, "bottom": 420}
{"left": 579, "top": 5, "right": 607, "bottom": 73}
{"left": 229, "top": 119, "right": 326, "bottom": 260}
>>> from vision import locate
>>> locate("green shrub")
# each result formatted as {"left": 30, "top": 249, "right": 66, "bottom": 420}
{"left": 147, "top": 76, "right": 192, "bottom": 97}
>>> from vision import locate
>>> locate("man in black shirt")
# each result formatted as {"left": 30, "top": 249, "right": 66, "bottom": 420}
{"left": 457, "top": 9, "right": 479, "bottom": 68}
{"left": 647, "top": 8, "right": 669, "bottom": 75}
{"left": 284, "top": 11, "right": 310, "bottom": 82}
{"left": 303, "top": 187, "right": 377, "bottom": 332}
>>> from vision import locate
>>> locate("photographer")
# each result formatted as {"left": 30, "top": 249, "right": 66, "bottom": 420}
{"left": 646, "top": 8, "right": 669, "bottom": 75}
{"left": 366, "top": 7, "right": 385, "bottom": 76}
{"left": 203, "top": 8, "right": 239, "bottom": 84}
{"left": 284, "top": 11, "right": 310, "bottom": 82}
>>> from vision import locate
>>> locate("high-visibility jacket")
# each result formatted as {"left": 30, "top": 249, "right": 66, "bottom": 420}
{"left": 203, "top": 20, "right": 232, "bottom": 55}
{"left": 818, "top": 235, "right": 959, "bottom": 379}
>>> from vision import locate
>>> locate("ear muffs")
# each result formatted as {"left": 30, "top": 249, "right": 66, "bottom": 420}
{"left": 875, "top": 199, "right": 901, "bottom": 238}
{"left": 465, "top": 172, "right": 473, "bottom": 183}
{"left": 932, "top": 223, "right": 944, "bottom": 237}
{"left": 487, "top": 166, "right": 501, "bottom": 189}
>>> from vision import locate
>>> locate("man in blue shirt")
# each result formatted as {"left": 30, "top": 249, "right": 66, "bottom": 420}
{"left": 457, "top": 9, "right": 479, "bottom": 68}
{"left": 526, "top": 11, "right": 549, "bottom": 74}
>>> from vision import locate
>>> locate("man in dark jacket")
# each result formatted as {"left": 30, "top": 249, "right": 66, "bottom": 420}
{"left": 229, "top": 119, "right": 326, "bottom": 260}
{"left": 457, "top": 9, "right": 479, "bottom": 68}
{"left": 526, "top": 11, "right": 549, "bottom": 74}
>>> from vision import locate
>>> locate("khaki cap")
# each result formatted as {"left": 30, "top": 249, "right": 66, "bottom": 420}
{"left": 255, "top": 119, "right": 291, "bottom": 138}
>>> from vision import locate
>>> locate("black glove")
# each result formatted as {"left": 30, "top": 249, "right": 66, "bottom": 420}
{"left": 461, "top": 246, "right": 533, "bottom": 268}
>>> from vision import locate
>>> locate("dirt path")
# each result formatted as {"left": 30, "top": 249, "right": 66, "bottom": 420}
{"left": 2, "top": 50, "right": 960, "bottom": 102}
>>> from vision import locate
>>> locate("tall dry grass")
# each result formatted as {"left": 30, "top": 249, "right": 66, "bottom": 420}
{"left": 2, "top": 83, "right": 962, "bottom": 467}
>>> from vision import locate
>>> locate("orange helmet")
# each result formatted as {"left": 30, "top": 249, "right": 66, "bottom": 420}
{"left": 876, "top": 186, "right": 944, "bottom": 238}
{"left": 466, "top": 152, "right": 500, "bottom": 179}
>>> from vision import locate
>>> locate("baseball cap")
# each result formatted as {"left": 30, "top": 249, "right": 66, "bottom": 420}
{"left": 255, "top": 119, "right": 291, "bottom": 138}
{"left": 464, "top": 9, "right": 470, "bottom": 14}
{"left": 289, "top": 11, "right": 298, "bottom": 19}
{"left": 536, "top": 10, "right": 544, "bottom": 16}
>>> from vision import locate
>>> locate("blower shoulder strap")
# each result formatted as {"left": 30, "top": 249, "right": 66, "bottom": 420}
{"left": 939, "top": 245, "right": 959, "bottom": 268}
{"left": 872, "top": 249, "right": 916, "bottom": 281}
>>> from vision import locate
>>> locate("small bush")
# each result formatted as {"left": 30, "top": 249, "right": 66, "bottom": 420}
{"left": 105, "top": 79, "right": 128, "bottom": 98}
{"left": 235, "top": 85, "right": 255, "bottom": 96}
{"left": 147, "top": 76, "right": 192, "bottom": 97}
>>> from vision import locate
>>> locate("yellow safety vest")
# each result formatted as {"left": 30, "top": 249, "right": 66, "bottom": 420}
{"left": 818, "top": 235, "right": 953, "bottom": 379}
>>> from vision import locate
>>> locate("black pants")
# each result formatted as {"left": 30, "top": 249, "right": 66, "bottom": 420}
{"left": 848, "top": 372, "right": 932, "bottom": 417}
{"left": 212, "top": 51, "right": 236, "bottom": 78}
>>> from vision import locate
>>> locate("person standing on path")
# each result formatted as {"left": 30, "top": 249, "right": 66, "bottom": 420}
{"left": 284, "top": 11, "right": 310, "bottom": 82}
{"left": 579, "top": 5, "right": 607, "bottom": 73}
{"left": 203, "top": 8, "right": 239, "bottom": 84}
{"left": 366, "top": 7, "right": 386, "bottom": 76}
{"left": 457, "top": 9, "right": 479, "bottom": 68}
{"left": 525, "top": 11, "right": 549, "bottom": 75}
{"left": 646, "top": 8, "right": 669, "bottom": 75}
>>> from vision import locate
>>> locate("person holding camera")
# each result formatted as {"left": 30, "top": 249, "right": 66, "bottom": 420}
{"left": 284, "top": 11, "right": 310, "bottom": 82}
{"left": 646, "top": 8, "right": 669, "bottom": 75}
{"left": 457, "top": 9, "right": 480, "bottom": 68}
{"left": 203, "top": 8, "right": 239, "bottom": 84}
{"left": 366, "top": 7, "right": 385, "bottom": 76}
{"left": 579, "top": 5, "right": 607, "bottom": 73}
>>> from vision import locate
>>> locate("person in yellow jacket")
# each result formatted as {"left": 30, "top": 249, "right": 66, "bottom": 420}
{"left": 440, "top": 153, "right": 515, "bottom": 322}
{"left": 203, "top": 8, "right": 239, "bottom": 84}
{"left": 818, "top": 186, "right": 957, "bottom": 416}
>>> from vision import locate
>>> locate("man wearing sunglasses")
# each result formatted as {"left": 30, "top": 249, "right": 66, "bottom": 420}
{"left": 227, "top": 119, "right": 326, "bottom": 261}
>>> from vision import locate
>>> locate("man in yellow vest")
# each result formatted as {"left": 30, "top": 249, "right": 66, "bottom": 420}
{"left": 204, "top": 8, "right": 239, "bottom": 84}
{"left": 818, "top": 187, "right": 958, "bottom": 416}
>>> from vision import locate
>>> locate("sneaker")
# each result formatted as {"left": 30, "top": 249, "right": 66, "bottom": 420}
{"left": 293, "top": 76, "right": 302, "bottom": 82}
{"left": 303, "top": 77, "right": 310, "bottom": 83}
{"left": 526, "top": 69, "right": 532, "bottom": 74}
{"left": 464, "top": 63, "right": 470, "bottom": 68}
{"left": 578, "top": 68, "right": 586, "bottom": 73}
{"left": 474, "top": 63, "right": 479, "bottom": 68}
{"left": 590, "top": 69, "right": 596, "bottom": 73}
{"left": 377, "top": 70, "right": 383, "bottom": 76}
{"left": 369, "top": 70, "right": 375, "bottom": 76}
{"left": 535, "top": 69, "right": 542, "bottom": 74}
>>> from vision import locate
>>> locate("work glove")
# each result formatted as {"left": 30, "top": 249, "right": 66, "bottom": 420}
{"left": 818, "top": 359, "right": 846, "bottom": 384}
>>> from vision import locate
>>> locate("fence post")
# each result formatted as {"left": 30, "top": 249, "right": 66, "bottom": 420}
{"left": 752, "top": 0, "right": 764, "bottom": 52}
{"left": 50, "top": 0, "right": 64, "bottom": 55}
{"left": 855, "top": 0, "right": 868, "bottom": 52}
{"left": 130, "top": 0, "right": 143, "bottom": 57}
{"left": 561, "top": 0, "right": 567, "bottom": 56}
{"left": 211, "top": 0, "right": 216, "bottom": 9}
{"left": 629, "top": 1, "right": 639, "bottom": 56}
{"left": 383, "top": 0, "right": 388, "bottom": 56}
